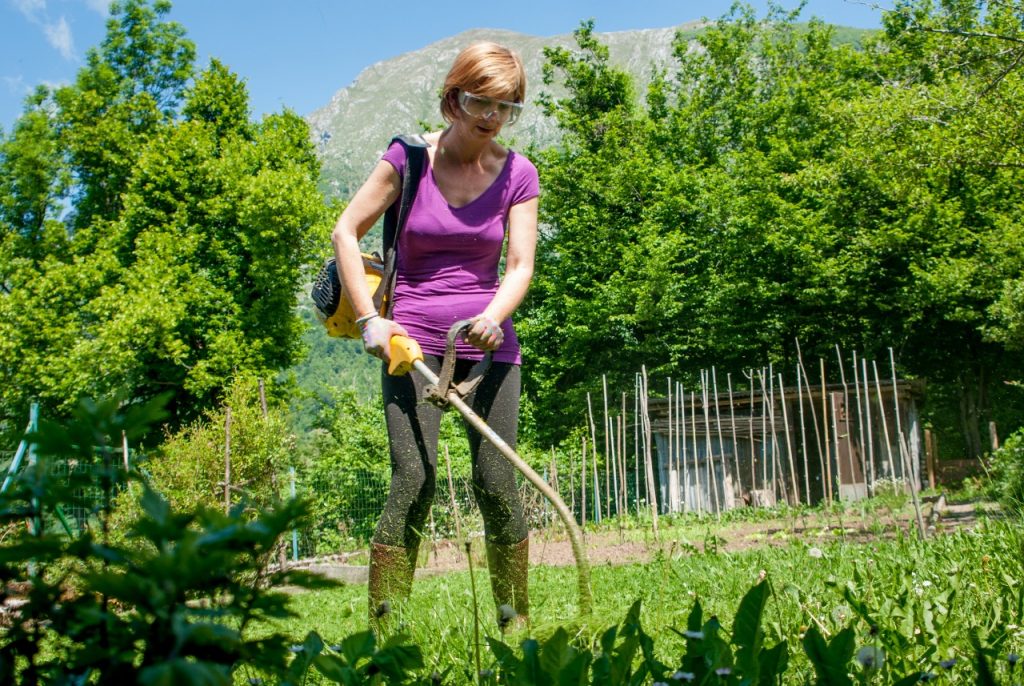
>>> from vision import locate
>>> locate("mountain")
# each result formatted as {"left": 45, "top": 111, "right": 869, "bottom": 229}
{"left": 306, "top": 24, "right": 706, "bottom": 200}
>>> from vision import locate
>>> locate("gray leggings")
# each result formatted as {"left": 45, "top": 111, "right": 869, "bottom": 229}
{"left": 374, "top": 355, "right": 527, "bottom": 548}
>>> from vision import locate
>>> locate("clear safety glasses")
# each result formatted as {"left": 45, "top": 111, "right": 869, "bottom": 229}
{"left": 458, "top": 91, "right": 524, "bottom": 125}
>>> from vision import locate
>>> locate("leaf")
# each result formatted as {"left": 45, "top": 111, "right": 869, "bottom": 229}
{"left": 733, "top": 580, "right": 769, "bottom": 679}
{"left": 802, "top": 626, "right": 853, "bottom": 686}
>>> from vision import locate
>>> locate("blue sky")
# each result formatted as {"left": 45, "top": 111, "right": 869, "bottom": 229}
{"left": 1, "top": 0, "right": 891, "bottom": 132}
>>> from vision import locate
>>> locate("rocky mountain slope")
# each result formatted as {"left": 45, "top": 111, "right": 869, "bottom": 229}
{"left": 306, "top": 24, "right": 705, "bottom": 198}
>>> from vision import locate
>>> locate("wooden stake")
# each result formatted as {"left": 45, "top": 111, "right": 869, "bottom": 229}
{"left": 872, "top": 360, "right": 895, "bottom": 480}
{"left": 888, "top": 348, "right": 908, "bottom": 485}
{"left": 836, "top": 345, "right": 858, "bottom": 499}
{"left": 748, "top": 371, "right": 756, "bottom": 494}
{"left": 820, "top": 358, "right": 833, "bottom": 505}
{"left": 640, "top": 366, "right": 659, "bottom": 537}
{"left": 852, "top": 351, "right": 871, "bottom": 496}
{"left": 581, "top": 434, "right": 587, "bottom": 525}
{"left": 602, "top": 375, "right": 611, "bottom": 519}
{"left": 797, "top": 365, "right": 811, "bottom": 505}
{"left": 727, "top": 373, "right": 740, "bottom": 501}
{"left": 444, "top": 443, "right": 462, "bottom": 541}
{"left": 634, "top": 376, "right": 641, "bottom": 513}
{"left": 586, "top": 394, "right": 601, "bottom": 522}
{"left": 667, "top": 378, "right": 675, "bottom": 512}
{"left": 712, "top": 367, "right": 731, "bottom": 508}
{"left": 224, "top": 407, "right": 232, "bottom": 514}
{"left": 680, "top": 382, "right": 688, "bottom": 512}
{"left": 779, "top": 373, "right": 798, "bottom": 504}
{"left": 795, "top": 338, "right": 826, "bottom": 501}
{"left": 702, "top": 370, "right": 721, "bottom": 515}
{"left": 862, "top": 359, "right": 876, "bottom": 487}
{"left": 691, "top": 390, "right": 701, "bottom": 514}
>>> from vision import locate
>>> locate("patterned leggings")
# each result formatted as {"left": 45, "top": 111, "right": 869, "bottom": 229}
{"left": 373, "top": 355, "right": 527, "bottom": 548}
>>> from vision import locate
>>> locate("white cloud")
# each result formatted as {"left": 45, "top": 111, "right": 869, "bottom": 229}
{"left": 12, "top": 0, "right": 46, "bottom": 18}
{"left": 83, "top": 0, "right": 109, "bottom": 15}
{"left": 2, "top": 75, "right": 29, "bottom": 97}
{"left": 10, "top": 0, "right": 79, "bottom": 62}
{"left": 43, "top": 16, "right": 75, "bottom": 60}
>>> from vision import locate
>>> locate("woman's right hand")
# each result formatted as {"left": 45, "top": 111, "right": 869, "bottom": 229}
{"left": 359, "top": 315, "right": 409, "bottom": 362}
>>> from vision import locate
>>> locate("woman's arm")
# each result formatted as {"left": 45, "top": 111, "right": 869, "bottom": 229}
{"left": 467, "top": 196, "right": 539, "bottom": 351}
{"left": 330, "top": 160, "right": 402, "bottom": 321}
{"left": 331, "top": 160, "right": 409, "bottom": 360}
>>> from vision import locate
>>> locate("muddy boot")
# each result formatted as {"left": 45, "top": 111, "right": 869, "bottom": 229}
{"left": 368, "top": 542, "right": 418, "bottom": 634}
{"left": 485, "top": 537, "right": 529, "bottom": 631}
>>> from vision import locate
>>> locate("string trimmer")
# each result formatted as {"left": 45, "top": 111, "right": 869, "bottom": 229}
{"left": 387, "top": 321, "right": 593, "bottom": 616}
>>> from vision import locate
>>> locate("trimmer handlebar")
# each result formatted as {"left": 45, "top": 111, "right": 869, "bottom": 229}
{"left": 388, "top": 335, "right": 423, "bottom": 376}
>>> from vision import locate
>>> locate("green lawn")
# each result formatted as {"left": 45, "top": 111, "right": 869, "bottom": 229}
{"left": 258, "top": 505, "right": 1023, "bottom": 684}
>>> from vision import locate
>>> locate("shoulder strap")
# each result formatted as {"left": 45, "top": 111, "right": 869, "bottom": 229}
{"left": 376, "top": 134, "right": 429, "bottom": 317}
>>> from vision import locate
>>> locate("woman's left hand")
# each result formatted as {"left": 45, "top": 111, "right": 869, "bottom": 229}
{"left": 466, "top": 314, "right": 504, "bottom": 352}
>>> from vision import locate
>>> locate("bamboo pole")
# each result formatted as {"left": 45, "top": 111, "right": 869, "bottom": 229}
{"left": 748, "top": 371, "right": 756, "bottom": 494}
{"left": 872, "top": 360, "right": 895, "bottom": 480}
{"left": 679, "top": 382, "right": 688, "bottom": 512}
{"left": 444, "top": 444, "right": 462, "bottom": 540}
{"left": 224, "top": 407, "right": 232, "bottom": 514}
{"left": 640, "top": 366, "right": 659, "bottom": 537}
{"left": 767, "top": 366, "right": 787, "bottom": 505}
{"left": 779, "top": 373, "right": 798, "bottom": 504}
{"left": 852, "top": 351, "right": 871, "bottom": 496}
{"left": 667, "top": 378, "right": 674, "bottom": 512}
{"left": 702, "top": 370, "right": 721, "bottom": 515}
{"left": 691, "top": 391, "right": 702, "bottom": 514}
{"left": 712, "top": 367, "right": 730, "bottom": 507}
{"left": 888, "top": 348, "right": 908, "bottom": 485}
{"left": 581, "top": 435, "right": 587, "bottom": 525}
{"left": 569, "top": 442, "right": 576, "bottom": 522}
{"left": 795, "top": 339, "right": 826, "bottom": 502}
{"left": 727, "top": 373, "right": 740, "bottom": 501}
{"left": 862, "top": 359, "right": 876, "bottom": 488}
{"left": 618, "top": 395, "right": 626, "bottom": 513}
{"left": 679, "top": 384, "right": 688, "bottom": 513}
{"left": 820, "top": 358, "right": 833, "bottom": 505}
{"left": 797, "top": 364, "right": 811, "bottom": 505}
{"left": 603, "top": 375, "right": 611, "bottom": 519}
{"left": 634, "top": 376, "right": 641, "bottom": 513}
{"left": 586, "top": 393, "right": 601, "bottom": 523}
{"left": 836, "top": 345, "right": 858, "bottom": 498}
{"left": 759, "top": 369, "right": 768, "bottom": 498}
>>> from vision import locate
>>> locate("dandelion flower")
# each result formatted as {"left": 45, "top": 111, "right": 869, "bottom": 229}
{"left": 856, "top": 646, "right": 885, "bottom": 672}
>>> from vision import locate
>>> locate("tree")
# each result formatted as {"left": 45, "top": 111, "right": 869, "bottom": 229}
{"left": 0, "top": 0, "right": 328, "bottom": 439}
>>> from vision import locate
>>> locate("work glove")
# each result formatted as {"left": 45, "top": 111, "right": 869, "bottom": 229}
{"left": 466, "top": 314, "right": 504, "bottom": 352}
{"left": 358, "top": 314, "right": 408, "bottom": 362}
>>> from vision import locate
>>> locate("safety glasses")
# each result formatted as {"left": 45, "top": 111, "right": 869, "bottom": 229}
{"left": 458, "top": 91, "right": 524, "bottom": 125}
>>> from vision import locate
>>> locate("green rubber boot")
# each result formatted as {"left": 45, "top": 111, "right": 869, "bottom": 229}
{"left": 367, "top": 542, "right": 418, "bottom": 633}
{"left": 485, "top": 537, "right": 529, "bottom": 631}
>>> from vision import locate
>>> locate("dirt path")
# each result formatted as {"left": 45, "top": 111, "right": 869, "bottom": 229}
{"left": 294, "top": 498, "right": 990, "bottom": 583}
{"left": 414, "top": 498, "right": 987, "bottom": 573}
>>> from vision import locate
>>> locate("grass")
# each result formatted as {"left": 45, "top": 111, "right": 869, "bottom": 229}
{"left": 258, "top": 498, "right": 1024, "bottom": 684}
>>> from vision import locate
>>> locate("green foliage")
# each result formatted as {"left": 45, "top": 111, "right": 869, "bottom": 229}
{"left": 0, "top": 0, "right": 329, "bottom": 440}
{"left": 140, "top": 376, "right": 293, "bottom": 515}
{"left": 521, "top": 2, "right": 1024, "bottom": 453}
{"left": 0, "top": 395, "right": 339, "bottom": 685}
{"left": 989, "top": 429, "right": 1024, "bottom": 512}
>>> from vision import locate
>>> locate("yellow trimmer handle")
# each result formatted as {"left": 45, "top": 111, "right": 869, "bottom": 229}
{"left": 388, "top": 335, "right": 423, "bottom": 376}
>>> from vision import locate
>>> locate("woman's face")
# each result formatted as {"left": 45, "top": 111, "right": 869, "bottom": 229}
{"left": 451, "top": 87, "right": 522, "bottom": 139}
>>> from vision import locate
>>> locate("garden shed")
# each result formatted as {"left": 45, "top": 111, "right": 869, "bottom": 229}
{"left": 646, "top": 377, "right": 926, "bottom": 513}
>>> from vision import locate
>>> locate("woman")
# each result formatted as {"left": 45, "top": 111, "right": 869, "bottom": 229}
{"left": 331, "top": 41, "right": 538, "bottom": 630}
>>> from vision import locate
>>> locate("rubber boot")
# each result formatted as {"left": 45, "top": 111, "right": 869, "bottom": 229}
{"left": 367, "top": 542, "right": 418, "bottom": 633}
{"left": 485, "top": 537, "right": 529, "bottom": 631}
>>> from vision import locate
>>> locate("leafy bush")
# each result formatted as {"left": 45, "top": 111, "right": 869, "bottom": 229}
{"left": 143, "top": 376, "right": 294, "bottom": 514}
{"left": 989, "top": 429, "right": 1024, "bottom": 512}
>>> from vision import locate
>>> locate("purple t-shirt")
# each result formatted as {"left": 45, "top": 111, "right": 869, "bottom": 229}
{"left": 381, "top": 141, "right": 539, "bottom": 364}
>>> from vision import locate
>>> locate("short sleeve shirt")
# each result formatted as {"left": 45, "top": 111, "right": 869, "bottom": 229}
{"left": 381, "top": 141, "right": 539, "bottom": 364}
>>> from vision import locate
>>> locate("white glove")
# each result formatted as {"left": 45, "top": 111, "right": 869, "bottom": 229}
{"left": 358, "top": 314, "right": 408, "bottom": 362}
{"left": 466, "top": 314, "right": 504, "bottom": 352}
